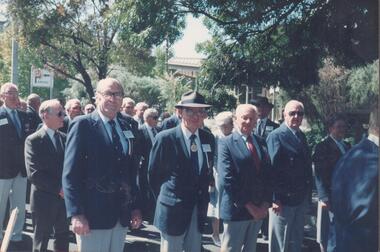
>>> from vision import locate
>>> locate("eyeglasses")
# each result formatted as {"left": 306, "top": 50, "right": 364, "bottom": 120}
{"left": 288, "top": 111, "right": 304, "bottom": 117}
{"left": 183, "top": 108, "right": 207, "bottom": 117}
{"left": 100, "top": 91, "right": 124, "bottom": 99}
{"left": 151, "top": 116, "right": 159, "bottom": 120}
{"left": 3, "top": 91, "right": 19, "bottom": 97}
{"left": 54, "top": 111, "right": 66, "bottom": 117}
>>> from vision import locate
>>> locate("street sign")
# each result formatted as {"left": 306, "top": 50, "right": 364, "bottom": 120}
{"left": 31, "top": 66, "right": 54, "bottom": 88}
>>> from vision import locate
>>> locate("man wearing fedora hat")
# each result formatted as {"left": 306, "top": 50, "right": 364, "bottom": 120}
{"left": 148, "top": 91, "right": 215, "bottom": 252}
{"left": 250, "top": 96, "right": 279, "bottom": 140}
{"left": 250, "top": 96, "right": 279, "bottom": 240}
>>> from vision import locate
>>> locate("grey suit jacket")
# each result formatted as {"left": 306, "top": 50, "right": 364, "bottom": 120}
{"left": 24, "top": 127, "right": 66, "bottom": 211}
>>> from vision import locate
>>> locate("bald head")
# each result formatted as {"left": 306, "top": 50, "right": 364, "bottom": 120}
{"left": 0, "top": 83, "right": 19, "bottom": 109}
{"left": 235, "top": 104, "right": 258, "bottom": 135}
{"left": 96, "top": 78, "right": 123, "bottom": 94}
{"left": 284, "top": 100, "right": 304, "bottom": 130}
{"left": 27, "top": 93, "right": 41, "bottom": 111}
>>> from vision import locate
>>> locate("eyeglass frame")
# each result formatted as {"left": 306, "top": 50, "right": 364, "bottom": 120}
{"left": 98, "top": 91, "right": 124, "bottom": 99}
{"left": 288, "top": 111, "right": 304, "bottom": 117}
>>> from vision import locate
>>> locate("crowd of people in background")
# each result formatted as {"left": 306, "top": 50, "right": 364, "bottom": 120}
{"left": 0, "top": 78, "right": 378, "bottom": 252}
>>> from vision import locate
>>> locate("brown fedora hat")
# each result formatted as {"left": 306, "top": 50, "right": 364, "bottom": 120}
{"left": 175, "top": 91, "right": 211, "bottom": 108}
{"left": 249, "top": 96, "right": 274, "bottom": 108}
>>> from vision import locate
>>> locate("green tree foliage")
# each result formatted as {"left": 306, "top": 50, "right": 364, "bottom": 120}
{"left": 347, "top": 60, "right": 378, "bottom": 108}
{"left": 9, "top": 0, "right": 185, "bottom": 101}
{"left": 159, "top": 73, "right": 192, "bottom": 114}
{"left": 193, "top": 0, "right": 377, "bottom": 93}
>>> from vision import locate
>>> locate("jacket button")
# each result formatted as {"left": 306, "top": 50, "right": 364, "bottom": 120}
{"left": 198, "top": 190, "right": 202, "bottom": 195}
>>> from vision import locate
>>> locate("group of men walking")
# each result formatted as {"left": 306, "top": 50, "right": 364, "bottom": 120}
{"left": 0, "top": 77, "right": 378, "bottom": 252}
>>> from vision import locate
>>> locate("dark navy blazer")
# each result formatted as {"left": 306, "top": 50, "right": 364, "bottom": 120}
{"left": 148, "top": 125, "right": 215, "bottom": 235}
{"left": 218, "top": 132, "right": 272, "bottom": 221}
{"left": 62, "top": 111, "right": 140, "bottom": 229}
{"left": 266, "top": 123, "right": 312, "bottom": 206}
{"left": 312, "top": 136, "right": 350, "bottom": 201}
{"left": 0, "top": 107, "right": 31, "bottom": 179}
{"left": 331, "top": 138, "right": 378, "bottom": 252}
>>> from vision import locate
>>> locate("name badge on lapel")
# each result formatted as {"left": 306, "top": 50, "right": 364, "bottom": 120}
{"left": 123, "top": 130, "right": 135, "bottom": 139}
{"left": 202, "top": 144, "right": 211, "bottom": 168}
{"left": 202, "top": 144, "right": 211, "bottom": 152}
{"left": 0, "top": 118, "right": 8, "bottom": 126}
{"left": 123, "top": 130, "right": 134, "bottom": 156}
{"left": 266, "top": 126, "right": 274, "bottom": 132}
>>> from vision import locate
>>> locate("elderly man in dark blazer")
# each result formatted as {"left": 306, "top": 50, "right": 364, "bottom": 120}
{"left": 148, "top": 91, "right": 215, "bottom": 252}
{"left": 218, "top": 104, "right": 272, "bottom": 252}
{"left": 25, "top": 99, "right": 70, "bottom": 252}
{"left": 266, "top": 100, "right": 313, "bottom": 252}
{"left": 250, "top": 96, "right": 279, "bottom": 140}
{"left": 312, "top": 114, "right": 350, "bottom": 252}
{"left": 26, "top": 93, "right": 42, "bottom": 133}
{"left": 0, "top": 82, "right": 32, "bottom": 243}
{"left": 331, "top": 105, "right": 378, "bottom": 252}
{"left": 62, "top": 78, "right": 142, "bottom": 252}
{"left": 138, "top": 108, "right": 160, "bottom": 223}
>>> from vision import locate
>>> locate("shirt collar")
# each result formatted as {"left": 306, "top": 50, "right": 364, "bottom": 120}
{"left": 42, "top": 124, "right": 56, "bottom": 139}
{"left": 144, "top": 122, "right": 152, "bottom": 130}
{"left": 235, "top": 128, "right": 252, "bottom": 140}
{"left": 181, "top": 123, "right": 199, "bottom": 140}
{"left": 97, "top": 109, "right": 114, "bottom": 124}
{"left": 368, "top": 134, "right": 379, "bottom": 146}
{"left": 258, "top": 117, "right": 267, "bottom": 124}
{"left": 3, "top": 105, "right": 16, "bottom": 114}
{"left": 285, "top": 123, "right": 299, "bottom": 135}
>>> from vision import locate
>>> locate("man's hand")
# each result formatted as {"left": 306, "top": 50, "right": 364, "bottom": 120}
{"left": 59, "top": 189, "right": 64, "bottom": 199}
{"left": 272, "top": 200, "right": 282, "bottom": 215}
{"left": 71, "top": 215, "right": 90, "bottom": 235}
{"left": 130, "top": 209, "right": 142, "bottom": 229}
{"left": 320, "top": 200, "right": 330, "bottom": 210}
{"left": 245, "top": 202, "right": 267, "bottom": 220}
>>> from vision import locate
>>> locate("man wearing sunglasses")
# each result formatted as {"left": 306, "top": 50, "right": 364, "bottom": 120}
{"left": 148, "top": 91, "right": 215, "bottom": 252}
{"left": 138, "top": 108, "right": 160, "bottom": 223}
{"left": 266, "top": 100, "right": 313, "bottom": 252}
{"left": 25, "top": 99, "right": 70, "bottom": 252}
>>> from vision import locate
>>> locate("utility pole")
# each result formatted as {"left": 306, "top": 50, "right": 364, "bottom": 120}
{"left": 11, "top": 37, "right": 18, "bottom": 85}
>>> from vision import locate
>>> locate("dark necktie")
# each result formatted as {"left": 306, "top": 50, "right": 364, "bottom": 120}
{"left": 190, "top": 134, "right": 199, "bottom": 174}
{"left": 10, "top": 110, "right": 21, "bottom": 137}
{"left": 152, "top": 127, "right": 157, "bottom": 137}
{"left": 247, "top": 135, "right": 261, "bottom": 172}
{"left": 54, "top": 131, "right": 64, "bottom": 155}
{"left": 109, "top": 120, "right": 123, "bottom": 157}
{"left": 295, "top": 131, "right": 304, "bottom": 144}
{"left": 257, "top": 120, "right": 264, "bottom": 136}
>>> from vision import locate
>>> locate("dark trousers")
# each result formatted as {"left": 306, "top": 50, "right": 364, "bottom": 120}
{"left": 31, "top": 191, "right": 70, "bottom": 252}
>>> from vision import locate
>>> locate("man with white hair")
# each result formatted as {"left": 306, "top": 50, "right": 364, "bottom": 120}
{"left": 60, "top": 98, "right": 82, "bottom": 133}
{"left": 133, "top": 102, "right": 149, "bottom": 126}
{"left": 26, "top": 93, "right": 42, "bottom": 132}
{"left": 62, "top": 78, "right": 142, "bottom": 252}
{"left": 218, "top": 104, "right": 272, "bottom": 251}
{"left": 25, "top": 99, "right": 70, "bottom": 252}
{"left": 0, "top": 83, "right": 31, "bottom": 243}
{"left": 267, "top": 100, "right": 313, "bottom": 252}
{"left": 121, "top": 97, "right": 135, "bottom": 117}
{"left": 138, "top": 108, "right": 160, "bottom": 223}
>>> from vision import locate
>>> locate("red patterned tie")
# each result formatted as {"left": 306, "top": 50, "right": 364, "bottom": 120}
{"left": 247, "top": 135, "right": 261, "bottom": 172}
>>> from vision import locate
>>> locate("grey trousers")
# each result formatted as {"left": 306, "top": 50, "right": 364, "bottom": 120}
{"left": 76, "top": 222, "right": 128, "bottom": 252}
{"left": 221, "top": 219, "right": 263, "bottom": 252}
{"left": 269, "top": 199, "right": 308, "bottom": 252}
{"left": 160, "top": 207, "right": 201, "bottom": 252}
